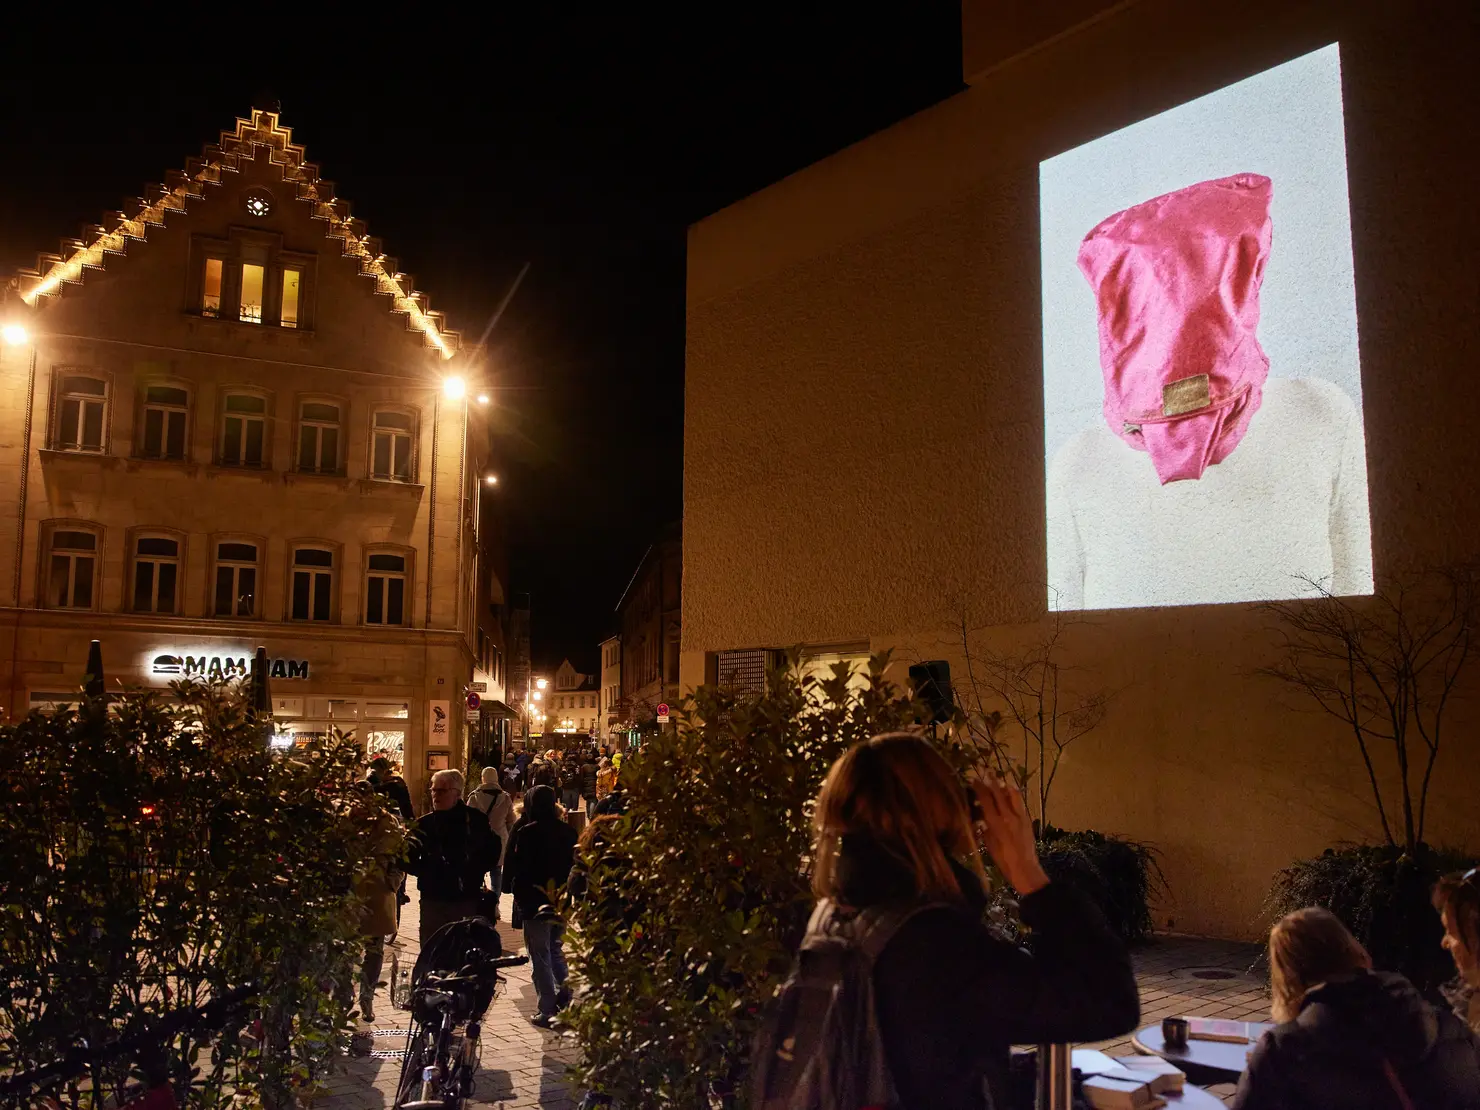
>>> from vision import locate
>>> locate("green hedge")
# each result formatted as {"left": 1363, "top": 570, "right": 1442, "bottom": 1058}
{"left": 1037, "top": 826, "right": 1165, "bottom": 944}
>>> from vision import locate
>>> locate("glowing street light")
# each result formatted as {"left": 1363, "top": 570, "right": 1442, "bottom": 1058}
{"left": 2, "top": 324, "right": 29, "bottom": 346}
{"left": 484, "top": 474, "right": 499, "bottom": 486}
{"left": 532, "top": 690, "right": 542, "bottom": 701}
{"left": 442, "top": 376, "right": 466, "bottom": 401}
{"left": 476, "top": 393, "right": 491, "bottom": 405}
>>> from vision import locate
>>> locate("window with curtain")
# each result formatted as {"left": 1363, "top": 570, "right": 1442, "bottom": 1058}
{"left": 202, "top": 258, "right": 224, "bottom": 317}
{"left": 239, "top": 263, "right": 264, "bottom": 323}
{"left": 371, "top": 409, "right": 415, "bottom": 481}
{"left": 54, "top": 375, "right": 107, "bottom": 452}
{"left": 298, "top": 402, "right": 341, "bottom": 474}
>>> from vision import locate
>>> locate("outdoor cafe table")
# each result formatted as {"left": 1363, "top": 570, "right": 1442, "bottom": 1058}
{"left": 1131, "top": 1021, "right": 1276, "bottom": 1084}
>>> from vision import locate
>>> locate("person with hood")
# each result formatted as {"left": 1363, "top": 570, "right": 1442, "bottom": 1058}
{"left": 503, "top": 784, "right": 578, "bottom": 1027}
{"left": 405, "top": 769, "right": 501, "bottom": 943}
{"left": 1231, "top": 907, "right": 1480, "bottom": 1109}
{"left": 368, "top": 755, "right": 414, "bottom": 822}
{"left": 800, "top": 732, "right": 1139, "bottom": 1109}
{"left": 595, "top": 757, "right": 617, "bottom": 803}
{"left": 467, "top": 766, "right": 515, "bottom": 920}
{"left": 1436, "top": 869, "right": 1480, "bottom": 1035}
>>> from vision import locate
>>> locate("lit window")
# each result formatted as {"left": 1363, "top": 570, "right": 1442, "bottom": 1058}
{"left": 280, "top": 269, "right": 301, "bottom": 329}
{"left": 221, "top": 393, "right": 266, "bottom": 467}
{"left": 371, "top": 410, "right": 415, "bottom": 481}
{"left": 140, "top": 386, "right": 188, "bottom": 460}
{"left": 133, "top": 536, "right": 180, "bottom": 614}
{"left": 365, "top": 553, "right": 407, "bottom": 626}
{"left": 54, "top": 375, "right": 108, "bottom": 452}
{"left": 240, "top": 263, "right": 264, "bottom": 324}
{"left": 46, "top": 529, "right": 97, "bottom": 609}
{"left": 291, "top": 547, "right": 335, "bottom": 622}
{"left": 297, "top": 402, "right": 341, "bottom": 473}
{"left": 214, "top": 541, "right": 259, "bottom": 617}
{"left": 202, "top": 258, "right": 223, "bottom": 317}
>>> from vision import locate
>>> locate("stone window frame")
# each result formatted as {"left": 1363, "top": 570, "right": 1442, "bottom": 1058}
{"left": 294, "top": 392, "right": 349, "bottom": 476}
{"left": 187, "top": 232, "right": 317, "bottom": 331}
{"left": 134, "top": 377, "right": 194, "bottom": 463}
{"left": 361, "top": 544, "right": 416, "bottom": 628}
{"left": 38, "top": 519, "right": 104, "bottom": 611}
{"left": 286, "top": 540, "right": 341, "bottom": 624}
{"left": 47, "top": 367, "right": 113, "bottom": 454}
{"left": 216, "top": 387, "right": 274, "bottom": 469}
{"left": 367, "top": 404, "right": 420, "bottom": 484}
{"left": 127, "top": 526, "right": 188, "bottom": 616}
{"left": 209, "top": 531, "right": 267, "bottom": 620}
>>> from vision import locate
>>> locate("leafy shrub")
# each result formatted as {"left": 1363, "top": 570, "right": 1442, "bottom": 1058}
{"left": 1267, "top": 843, "right": 1476, "bottom": 991}
{"left": 0, "top": 682, "right": 397, "bottom": 1108}
{"left": 564, "top": 656, "right": 942, "bottom": 1107}
{"left": 1037, "top": 826, "right": 1164, "bottom": 944}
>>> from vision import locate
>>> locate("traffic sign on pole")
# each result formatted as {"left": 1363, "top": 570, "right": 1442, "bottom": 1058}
{"left": 466, "top": 692, "right": 482, "bottom": 710}
{"left": 657, "top": 702, "right": 670, "bottom": 724}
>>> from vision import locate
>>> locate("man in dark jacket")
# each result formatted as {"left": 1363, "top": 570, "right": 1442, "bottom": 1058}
{"left": 405, "top": 769, "right": 501, "bottom": 943}
{"left": 559, "top": 755, "right": 582, "bottom": 812}
{"left": 368, "top": 756, "right": 414, "bottom": 822}
{"left": 1231, "top": 969, "right": 1480, "bottom": 1109}
{"left": 503, "top": 784, "right": 578, "bottom": 1026}
{"left": 578, "top": 755, "right": 599, "bottom": 817}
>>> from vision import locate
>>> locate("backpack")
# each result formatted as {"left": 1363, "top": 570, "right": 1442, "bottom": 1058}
{"left": 750, "top": 898, "right": 950, "bottom": 1110}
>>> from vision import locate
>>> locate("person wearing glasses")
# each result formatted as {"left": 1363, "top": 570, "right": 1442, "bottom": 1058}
{"left": 1437, "top": 868, "right": 1480, "bottom": 1035}
{"left": 405, "top": 769, "right": 502, "bottom": 943}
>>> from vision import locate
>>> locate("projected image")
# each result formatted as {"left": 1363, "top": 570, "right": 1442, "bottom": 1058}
{"left": 1041, "top": 44, "right": 1372, "bottom": 612}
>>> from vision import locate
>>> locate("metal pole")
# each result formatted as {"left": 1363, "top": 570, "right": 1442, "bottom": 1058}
{"left": 1036, "top": 1043, "right": 1072, "bottom": 1110}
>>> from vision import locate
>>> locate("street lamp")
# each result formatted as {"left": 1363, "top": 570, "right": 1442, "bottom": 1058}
{"left": 484, "top": 474, "right": 499, "bottom": 486}
{"left": 536, "top": 678, "right": 548, "bottom": 691}
{"left": 2, "top": 324, "right": 28, "bottom": 346}
{"left": 442, "top": 376, "right": 466, "bottom": 401}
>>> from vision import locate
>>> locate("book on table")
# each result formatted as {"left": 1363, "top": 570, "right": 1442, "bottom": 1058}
{"left": 1072, "top": 1049, "right": 1139, "bottom": 1081}
{"left": 1114, "top": 1055, "right": 1186, "bottom": 1094}
{"left": 1081, "top": 1074, "right": 1165, "bottom": 1109}
{"left": 1187, "top": 1018, "right": 1251, "bottom": 1043}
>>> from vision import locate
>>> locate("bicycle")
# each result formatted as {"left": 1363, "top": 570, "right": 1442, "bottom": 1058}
{"left": 393, "top": 952, "right": 528, "bottom": 1110}
{"left": 0, "top": 984, "right": 258, "bottom": 1110}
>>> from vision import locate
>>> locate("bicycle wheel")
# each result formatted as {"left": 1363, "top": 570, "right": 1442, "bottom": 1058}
{"left": 393, "top": 1029, "right": 431, "bottom": 1109}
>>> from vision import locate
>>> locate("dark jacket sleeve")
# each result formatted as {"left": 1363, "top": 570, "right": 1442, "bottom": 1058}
{"left": 1228, "top": 1034, "right": 1293, "bottom": 1110}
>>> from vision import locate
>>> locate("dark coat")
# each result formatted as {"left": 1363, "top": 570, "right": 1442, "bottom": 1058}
{"left": 503, "top": 786, "right": 578, "bottom": 917}
{"left": 405, "top": 802, "right": 501, "bottom": 903}
{"left": 838, "top": 833, "right": 1140, "bottom": 1110}
{"left": 579, "top": 761, "right": 599, "bottom": 798}
{"left": 371, "top": 772, "right": 415, "bottom": 822}
{"left": 1231, "top": 970, "right": 1480, "bottom": 1110}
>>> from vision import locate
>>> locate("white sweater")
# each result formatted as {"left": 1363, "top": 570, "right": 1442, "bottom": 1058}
{"left": 1046, "top": 377, "right": 1373, "bottom": 611}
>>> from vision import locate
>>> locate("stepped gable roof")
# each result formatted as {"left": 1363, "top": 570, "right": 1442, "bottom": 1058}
{"left": 13, "top": 108, "right": 462, "bottom": 359}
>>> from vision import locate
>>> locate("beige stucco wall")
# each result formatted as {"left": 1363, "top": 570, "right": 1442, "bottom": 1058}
{"left": 683, "top": 0, "right": 1480, "bottom": 938}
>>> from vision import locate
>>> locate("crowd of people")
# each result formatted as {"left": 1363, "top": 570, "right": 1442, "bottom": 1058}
{"left": 344, "top": 736, "right": 1480, "bottom": 1108}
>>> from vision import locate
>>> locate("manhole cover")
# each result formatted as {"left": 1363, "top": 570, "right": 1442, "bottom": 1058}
{"left": 1190, "top": 968, "right": 1239, "bottom": 981}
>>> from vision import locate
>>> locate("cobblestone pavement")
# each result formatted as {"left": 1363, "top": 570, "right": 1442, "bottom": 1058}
{"left": 316, "top": 885, "right": 1267, "bottom": 1109}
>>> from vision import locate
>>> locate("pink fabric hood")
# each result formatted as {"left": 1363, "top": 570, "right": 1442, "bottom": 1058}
{"left": 1077, "top": 173, "right": 1273, "bottom": 484}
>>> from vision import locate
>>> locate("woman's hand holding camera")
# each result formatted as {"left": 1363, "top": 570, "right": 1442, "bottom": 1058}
{"left": 971, "top": 775, "right": 1050, "bottom": 895}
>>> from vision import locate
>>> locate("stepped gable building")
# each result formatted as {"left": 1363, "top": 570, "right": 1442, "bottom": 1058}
{"left": 0, "top": 108, "right": 510, "bottom": 804}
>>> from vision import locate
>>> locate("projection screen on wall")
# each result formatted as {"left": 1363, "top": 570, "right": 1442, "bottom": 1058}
{"left": 1041, "top": 44, "right": 1372, "bottom": 612}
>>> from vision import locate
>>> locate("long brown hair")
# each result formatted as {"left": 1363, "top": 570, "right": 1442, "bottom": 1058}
{"left": 1268, "top": 907, "right": 1372, "bottom": 1022}
{"left": 812, "top": 732, "right": 985, "bottom": 903}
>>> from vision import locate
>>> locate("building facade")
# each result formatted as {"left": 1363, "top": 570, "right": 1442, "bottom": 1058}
{"left": 616, "top": 522, "right": 681, "bottom": 727}
{"left": 0, "top": 108, "right": 502, "bottom": 807}
{"left": 548, "top": 658, "right": 600, "bottom": 740}
{"left": 682, "top": 0, "right": 1480, "bottom": 939}
{"left": 598, "top": 634, "right": 621, "bottom": 741}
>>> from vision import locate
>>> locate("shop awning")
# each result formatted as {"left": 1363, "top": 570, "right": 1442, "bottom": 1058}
{"left": 483, "top": 700, "right": 517, "bottom": 720}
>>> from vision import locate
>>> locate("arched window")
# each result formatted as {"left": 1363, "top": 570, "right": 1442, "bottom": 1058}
{"left": 139, "top": 385, "right": 189, "bottom": 460}
{"left": 132, "top": 535, "right": 181, "bottom": 614}
{"left": 213, "top": 540, "right": 260, "bottom": 617}
{"left": 290, "top": 547, "right": 336, "bottom": 622}
{"left": 220, "top": 392, "right": 267, "bottom": 467}
{"left": 370, "top": 409, "right": 417, "bottom": 482}
{"left": 297, "top": 401, "right": 342, "bottom": 474}
{"left": 365, "top": 552, "right": 408, "bottom": 626}
{"left": 45, "top": 527, "right": 99, "bottom": 609}
{"left": 53, "top": 374, "right": 108, "bottom": 452}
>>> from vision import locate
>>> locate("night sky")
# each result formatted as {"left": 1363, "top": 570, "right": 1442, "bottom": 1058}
{"left": 0, "top": 10, "right": 962, "bottom": 672}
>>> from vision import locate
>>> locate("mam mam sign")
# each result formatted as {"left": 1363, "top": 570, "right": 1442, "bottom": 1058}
{"left": 145, "top": 649, "right": 311, "bottom": 681}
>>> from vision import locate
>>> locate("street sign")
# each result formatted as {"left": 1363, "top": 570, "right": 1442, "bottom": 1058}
{"left": 657, "top": 701, "right": 670, "bottom": 724}
{"left": 466, "top": 692, "right": 482, "bottom": 710}
{"left": 466, "top": 708, "right": 481, "bottom": 722}
{"left": 469, "top": 681, "right": 488, "bottom": 693}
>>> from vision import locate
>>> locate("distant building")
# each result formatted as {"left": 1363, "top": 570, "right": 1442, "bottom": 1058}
{"left": 549, "top": 657, "right": 599, "bottom": 738}
{"left": 598, "top": 634, "right": 621, "bottom": 742}
{"left": 0, "top": 108, "right": 503, "bottom": 805}
{"left": 616, "top": 521, "right": 680, "bottom": 728}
